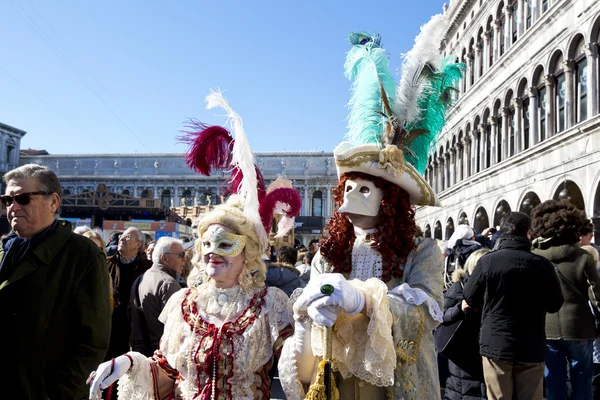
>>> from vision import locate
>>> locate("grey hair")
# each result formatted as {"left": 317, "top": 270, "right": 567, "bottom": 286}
{"left": 3, "top": 164, "right": 62, "bottom": 214}
{"left": 152, "top": 237, "right": 182, "bottom": 264}
{"left": 124, "top": 227, "right": 145, "bottom": 243}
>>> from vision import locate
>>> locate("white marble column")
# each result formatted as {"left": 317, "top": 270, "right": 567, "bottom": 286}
{"left": 479, "top": 125, "right": 487, "bottom": 169}
{"left": 517, "top": 0, "right": 525, "bottom": 37}
{"left": 488, "top": 117, "right": 498, "bottom": 165}
{"left": 325, "top": 185, "right": 332, "bottom": 217}
{"left": 475, "top": 44, "right": 482, "bottom": 81}
{"left": 544, "top": 74, "right": 557, "bottom": 137}
{"left": 585, "top": 43, "right": 599, "bottom": 117}
{"left": 303, "top": 185, "right": 309, "bottom": 216}
{"left": 513, "top": 100, "right": 524, "bottom": 155}
{"left": 461, "top": 138, "right": 469, "bottom": 180}
{"left": 470, "top": 131, "right": 478, "bottom": 175}
{"left": 527, "top": 87, "right": 539, "bottom": 147}
{"left": 467, "top": 54, "right": 474, "bottom": 90}
{"left": 504, "top": 5, "right": 513, "bottom": 50}
{"left": 494, "top": 20, "right": 502, "bottom": 61}
{"left": 484, "top": 31, "right": 492, "bottom": 71}
{"left": 501, "top": 107, "right": 511, "bottom": 160}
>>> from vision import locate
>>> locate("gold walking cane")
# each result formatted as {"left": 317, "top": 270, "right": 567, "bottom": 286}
{"left": 304, "top": 284, "right": 339, "bottom": 400}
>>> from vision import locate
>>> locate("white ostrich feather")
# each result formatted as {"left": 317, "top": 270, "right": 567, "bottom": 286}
{"left": 205, "top": 89, "right": 268, "bottom": 246}
{"left": 394, "top": 13, "right": 449, "bottom": 126}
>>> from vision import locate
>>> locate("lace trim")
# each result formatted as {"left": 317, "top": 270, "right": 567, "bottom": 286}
{"left": 278, "top": 337, "right": 307, "bottom": 400}
{"left": 117, "top": 352, "right": 155, "bottom": 400}
{"left": 311, "top": 277, "right": 395, "bottom": 387}
{"left": 388, "top": 283, "right": 443, "bottom": 322}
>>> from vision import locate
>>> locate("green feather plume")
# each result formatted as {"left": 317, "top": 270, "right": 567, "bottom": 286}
{"left": 404, "top": 58, "right": 465, "bottom": 174}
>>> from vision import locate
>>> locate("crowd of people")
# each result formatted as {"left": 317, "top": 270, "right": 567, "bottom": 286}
{"left": 4, "top": 14, "right": 600, "bottom": 400}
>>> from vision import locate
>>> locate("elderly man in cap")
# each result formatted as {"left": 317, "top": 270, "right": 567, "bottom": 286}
{"left": 0, "top": 164, "right": 111, "bottom": 400}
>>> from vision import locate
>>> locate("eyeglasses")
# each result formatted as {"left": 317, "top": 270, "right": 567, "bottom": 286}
{"left": 0, "top": 191, "right": 50, "bottom": 207}
{"left": 166, "top": 251, "right": 186, "bottom": 259}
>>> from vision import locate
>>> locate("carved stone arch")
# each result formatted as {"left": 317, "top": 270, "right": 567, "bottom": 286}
{"left": 434, "top": 220, "right": 443, "bottom": 240}
{"left": 493, "top": 98, "right": 502, "bottom": 117}
{"left": 486, "top": 15, "right": 494, "bottom": 32}
{"left": 472, "top": 205, "right": 490, "bottom": 233}
{"left": 445, "top": 216, "right": 455, "bottom": 240}
{"left": 547, "top": 49, "right": 565, "bottom": 75}
{"left": 551, "top": 178, "right": 586, "bottom": 211}
{"left": 531, "top": 64, "right": 545, "bottom": 87}
{"left": 517, "top": 77, "right": 529, "bottom": 99}
{"left": 504, "top": 88, "right": 514, "bottom": 108}
{"left": 518, "top": 190, "right": 542, "bottom": 216}
{"left": 424, "top": 224, "right": 432, "bottom": 239}
{"left": 590, "top": 12, "right": 600, "bottom": 44}
{"left": 496, "top": 1, "right": 505, "bottom": 20}
{"left": 492, "top": 199, "right": 512, "bottom": 227}
{"left": 483, "top": 107, "right": 491, "bottom": 122}
{"left": 566, "top": 32, "right": 586, "bottom": 60}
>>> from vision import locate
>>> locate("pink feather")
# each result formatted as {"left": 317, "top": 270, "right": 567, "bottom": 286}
{"left": 222, "top": 165, "right": 266, "bottom": 201}
{"left": 258, "top": 187, "right": 302, "bottom": 235}
{"left": 179, "top": 119, "right": 233, "bottom": 176}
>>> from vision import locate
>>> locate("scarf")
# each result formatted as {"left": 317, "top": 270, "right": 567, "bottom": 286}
{"left": 0, "top": 219, "right": 60, "bottom": 280}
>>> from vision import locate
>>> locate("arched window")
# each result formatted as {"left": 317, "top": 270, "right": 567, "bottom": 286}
{"left": 522, "top": 96, "right": 530, "bottom": 150}
{"left": 122, "top": 189, "right": 130, "bottom": 196}
{"left": 312, "top": 191, "right": 323, "bottom": 217}
{"left": 509, "top": 106, "right": 516, "bottom": 156}
{"left": 461, "top": 49, "right": 468, "bottom": 93}
{"left": 469, "top": 39, "right": 475, "bottom": 86}
{"left": 182, "top": 189, "right": 193, "bottom": 205}
{"left": 574, "top": 39, "right": 588, "bottom": 123}
{"left": 554, "top": 54, "right": 566, "bottom": 133}
{"left": 485, "top": 123, "right": 491, "bottom": 169}
{"left": 161, "top": 190, "right": 172, "bottom": 207}
{"left": 537, "top": 70, "right": 547, "bottom": 141}
{"left": 141, "top": 189, "right": 150, "bottom": 199}
{"left": 512, "top": 1, "right": 518, "bottom": 43}
{"left": 494, "top": 104, "right": 503, "bottom": 163}
{"left": 499, "top": 2, "right": 506, "bottom": 56}
{"left": 63, "top": 189, "right": 71, "bottom": 196}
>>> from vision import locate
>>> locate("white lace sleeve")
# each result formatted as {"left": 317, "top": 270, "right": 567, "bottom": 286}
{"left": 389, "top": 283, "right": 443, "bottom": 322}
{"left": 117, "top": 352, "right": 155, "bottom": 400}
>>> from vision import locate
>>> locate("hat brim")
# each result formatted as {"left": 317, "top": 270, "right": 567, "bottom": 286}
{"left": 334, "top": 142, "right": 439, "bottom": 207}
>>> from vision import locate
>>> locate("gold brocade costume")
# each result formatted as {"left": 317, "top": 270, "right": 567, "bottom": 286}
{"left": 279, "top": 237, "right": 444, "bottom": 400}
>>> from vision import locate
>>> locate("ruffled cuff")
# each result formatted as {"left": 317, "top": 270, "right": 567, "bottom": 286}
{"left": 117, "top": 352, "right": 156, "bottom": 400}
{"left": 312, "top": 277, "right": 395, "bottom": 387}
{"left": 278, "top": 337, "right": 307, "bottom": 400}
{"left": 389, "top": 282, "right": 443, "bottom": 323}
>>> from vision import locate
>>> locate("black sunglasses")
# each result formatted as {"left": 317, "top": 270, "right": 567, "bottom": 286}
{"left": 0, "top": 191, "right": 50, "bottom": 207}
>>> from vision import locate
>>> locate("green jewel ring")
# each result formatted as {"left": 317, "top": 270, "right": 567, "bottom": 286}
{"left": 320, "top": 284, "right": 335, "bottom": 295}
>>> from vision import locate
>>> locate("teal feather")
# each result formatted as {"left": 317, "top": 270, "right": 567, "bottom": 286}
{"left": 344, "top": 33, "right": 396, "bottom": 145}
{"left": 404, "top": 57, "right": 465, "bottom": 174}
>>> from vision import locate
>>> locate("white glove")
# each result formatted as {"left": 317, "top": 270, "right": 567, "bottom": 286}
{"left": 293, "top": 320, "right": 317, "bottom": 383}
{"left": 88, "top": 355, "right": 132, "bottom": 400}
{"left": 294, "top": 273, "right": 365, "bottom": 327}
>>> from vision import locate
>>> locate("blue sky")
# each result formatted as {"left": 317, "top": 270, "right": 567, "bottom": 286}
{"left": 1, "top": 0, "right": 446, "bottom": 155}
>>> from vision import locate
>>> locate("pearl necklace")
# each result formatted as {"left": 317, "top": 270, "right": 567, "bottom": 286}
{"left": 194, "top": 283, "right": 244, "bottom": 400}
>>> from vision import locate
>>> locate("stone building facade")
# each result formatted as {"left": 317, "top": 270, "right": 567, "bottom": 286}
{"left": 0, "top": 122, "right": 26, "bottom": 180}
{"left": 417, "top": 0, "right": 600, "bottom": 242}
{"left": 19, "top": 152, "right": 338, "bottom": 245}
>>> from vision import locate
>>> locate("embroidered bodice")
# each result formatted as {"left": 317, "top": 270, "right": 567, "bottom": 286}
{"left": 118, "top": 285, "right": 293, "bottom": 400}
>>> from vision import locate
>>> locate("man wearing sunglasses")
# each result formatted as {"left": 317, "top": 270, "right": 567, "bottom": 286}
{"left": 0, "top": 164, "right": 112, "bottom": 400}
{"left": 130, "top": 236, "right": 185, "bottom": 356}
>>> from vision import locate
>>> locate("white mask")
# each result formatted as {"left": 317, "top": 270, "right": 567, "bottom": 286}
{"left": 337, "top": 178, "right": 383, "bottom": 217}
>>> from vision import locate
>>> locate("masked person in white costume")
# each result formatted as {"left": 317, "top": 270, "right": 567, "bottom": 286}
{"left": 88, "top": 90, "right": 302, "bottom": 400}
{"left": 279, "top": 16, "right": 464, "bottom": 400}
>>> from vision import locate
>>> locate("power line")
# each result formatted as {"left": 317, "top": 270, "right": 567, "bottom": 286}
{"left": 0, "top": 66, "right": 113, "bottom": 152}
{"left": 9, "top": 0, "right": 152, "bottom": 152}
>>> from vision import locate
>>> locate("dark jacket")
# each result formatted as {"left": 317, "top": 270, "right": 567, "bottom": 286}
{"left": 106, "top": 252, "right": 152, "bottom": 359}
{"left": 130, "top": 263, "right": 182, "bottom": 356}
{"left": 443, "top": 273, "right": 487, "bottom": 400}
{"left": 532, "top": 241, "right": 600, "bottom": 340}
{"left": 463, "top": 236, "right": 564, "bottom": 363}
{"left": 265, "top": 262, "right": 305, "bottom": 297}
{"left": 0, "top": 220, "right": 112, "bottom": 400}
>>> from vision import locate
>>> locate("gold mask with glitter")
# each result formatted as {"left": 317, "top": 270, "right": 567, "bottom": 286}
{"left": 201, "top": 225, "right": 247, "bottom": 257}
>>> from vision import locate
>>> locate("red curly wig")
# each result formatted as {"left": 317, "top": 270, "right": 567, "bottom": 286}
{"left": 319, "top": 172, "right": 417, "bottom": 282}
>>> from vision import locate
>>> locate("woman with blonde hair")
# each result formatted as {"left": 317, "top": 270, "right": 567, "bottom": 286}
{"left": 442, "top": 248, "right": 489, "bottom": 400}
{"left": 82, "top": 231, "right": 107, "bottom": 255}
{"left": 88, "top": 90, "right": 301, "bottom": 400}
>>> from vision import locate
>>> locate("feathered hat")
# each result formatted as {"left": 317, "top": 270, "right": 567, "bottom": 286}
{"left": 180, "top": 89, "right": 302, "bottom": 248}
{"left": 336, "top": 14, "right": 464, "bottom": 206}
